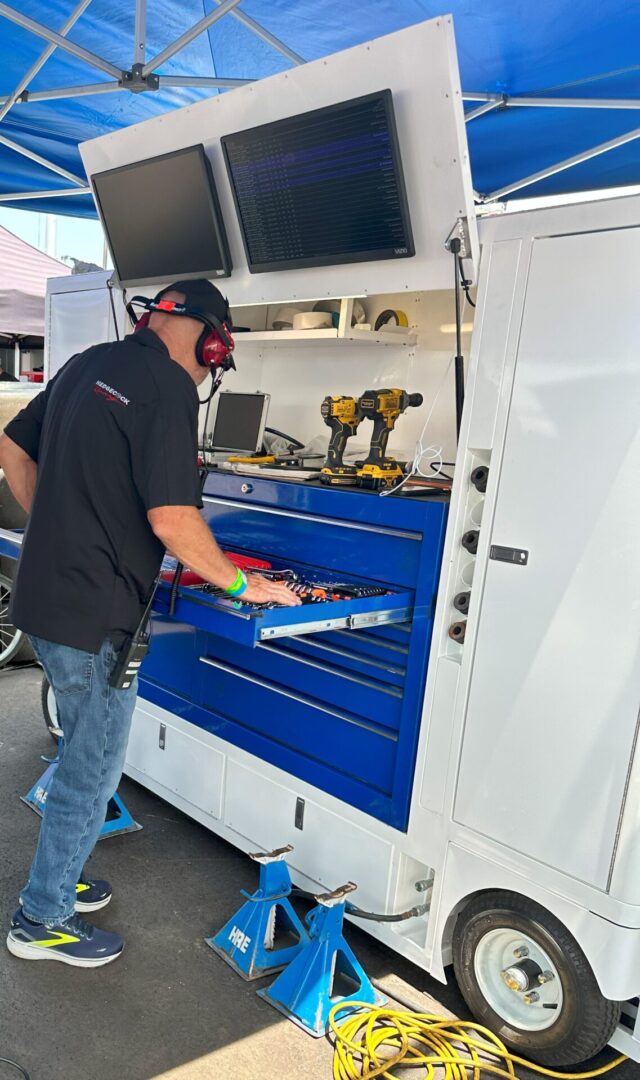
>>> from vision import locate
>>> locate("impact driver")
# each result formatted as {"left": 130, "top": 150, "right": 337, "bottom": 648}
{"left": 357, "top": 388, "right": 423, "bottom": 490}
{"left": 320, "top": 395, "right": 362, "bottom": 485}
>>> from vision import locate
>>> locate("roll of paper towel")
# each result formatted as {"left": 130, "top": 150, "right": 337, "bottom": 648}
{"left": 292, "top": 311, "right": 333, "bottom": 330}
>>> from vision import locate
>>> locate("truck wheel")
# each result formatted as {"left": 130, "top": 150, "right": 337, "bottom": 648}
{"left": 41, "top": 675, "right": 63, "bottom": 743}
{"left": 452, "top": 890, "right": 621, "bottom": 1066}
{"left": 0, "top": 572, "right": 24, "bottom": 668}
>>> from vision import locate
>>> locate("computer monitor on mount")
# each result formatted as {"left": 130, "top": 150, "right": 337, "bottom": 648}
{"left": 222, "top": 90, "right": 414, "bottom": 274}
{"left": 208, "top": 392, "right": 270, "bottom": 454}
{"left": 92, "top": 145, "right": 232, "bottom": 287}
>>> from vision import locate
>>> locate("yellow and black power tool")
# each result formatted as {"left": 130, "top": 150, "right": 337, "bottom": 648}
{"left": 320, "top": 395, "right": 362, "bottom": 486}
{"left": 357, "top": 388, "right": 423, "bottom": 490}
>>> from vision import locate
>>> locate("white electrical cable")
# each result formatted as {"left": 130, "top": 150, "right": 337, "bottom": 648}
{"left": 380, "top": 299, "right": 468, "bottom": 498}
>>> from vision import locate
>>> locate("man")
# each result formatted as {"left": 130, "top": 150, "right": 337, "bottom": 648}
{"left": 0, "top": 363, "right": 18, "bottom": 382}
{"left": 0, "top": 278, "right": 298, "bottom": 968}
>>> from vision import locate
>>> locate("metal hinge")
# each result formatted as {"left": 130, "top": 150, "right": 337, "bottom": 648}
{"left": 445, "top": 217, "right": 472, "bottom": 260}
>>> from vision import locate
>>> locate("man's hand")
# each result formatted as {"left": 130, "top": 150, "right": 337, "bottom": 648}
{"left": 242, "top": 574, "right": 301, "bottom": 607}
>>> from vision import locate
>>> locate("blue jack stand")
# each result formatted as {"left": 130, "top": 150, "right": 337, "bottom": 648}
{"left": 257, "top": 881, "right": 385, "bottom": 1037}
{"left": 207, "top": 844, "right": 310, "bottom": 980}
{"left": 21, "top": 741, "right": 142, "bottom": 840}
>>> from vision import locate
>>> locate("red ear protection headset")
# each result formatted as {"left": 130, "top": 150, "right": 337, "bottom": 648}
{"left": 126, "top": 294, "right": 235, "bottom": 373}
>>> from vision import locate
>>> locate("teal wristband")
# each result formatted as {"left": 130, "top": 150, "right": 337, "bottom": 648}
{"left": 226, "top": 568, "right": 248, "bottom": 597}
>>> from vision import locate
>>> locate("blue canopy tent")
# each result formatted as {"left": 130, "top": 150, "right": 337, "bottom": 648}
{"left": 0, "top": 0, "right": 639, "bottom": 217}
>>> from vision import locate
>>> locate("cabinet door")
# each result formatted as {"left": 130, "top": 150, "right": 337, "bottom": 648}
{"left": 455, "top": 228, "right": 640, "bottom": 889}
{"left": 126, "top": 705, "right": 225, "bottom": 821}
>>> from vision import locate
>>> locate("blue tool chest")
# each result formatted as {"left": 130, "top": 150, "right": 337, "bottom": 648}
{"left": 141, "top": 473, "right": 448, "bottom": 832}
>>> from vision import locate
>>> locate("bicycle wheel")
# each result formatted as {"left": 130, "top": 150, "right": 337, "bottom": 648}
{"left": 0, "top": 573, "right": 23, "bottom": 668}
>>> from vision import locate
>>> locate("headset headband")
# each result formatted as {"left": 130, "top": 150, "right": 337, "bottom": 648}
{"left": 127, "top": 294, "right": 233, "bottom": 349}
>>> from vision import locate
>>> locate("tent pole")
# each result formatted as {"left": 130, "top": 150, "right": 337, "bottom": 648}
{"left": 141, "top": 0, "right": 242, "bottom": 77}
{"left": 504, "top": 96, "right": 640, "bottom": 109}
{"left": 0, "top": 188, "right": 91, "bottom": 202}
{"left": 463, "top": 90, "right": 640, "bottom": 110}
{"left": 484, "top": 124, "right": 640, "bottom": 202}
{"left": 0, "top": 3, "right": 121, "bottom": 79}
{"left": 157, "top": 76, "right": 252, "bottom": 89}
{"left": 465, "top": 100, "right": 502, "bottom": 122}
{"left": 463, "top": 92, "right": 500, "bottom": 103}
{"left": 2, "top": 83, "right": 123, "bottom": 104}
{"left": 212, "top": 0, "right": 304, "bottom": 65}
{"left": 134, "top": 0, "right": 146, "bottom": 65}
{"left": 0, "top": 0, "right": 94, "bottom": 123}
{"left": 0, "top": 134, "right": 86, "bottom": 186}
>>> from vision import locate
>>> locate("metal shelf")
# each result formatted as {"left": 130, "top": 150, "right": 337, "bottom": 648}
{"left": 233, "top": 327, "right": 417, "bottom": 347}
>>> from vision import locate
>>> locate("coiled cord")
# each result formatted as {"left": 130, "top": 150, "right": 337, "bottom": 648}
{"left": 329, "top": 1003, "right": 626, "bottom": 1080}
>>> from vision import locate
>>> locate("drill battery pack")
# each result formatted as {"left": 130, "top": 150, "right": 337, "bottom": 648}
{"left": 357, "top": 461, "right": 405, "bottom": 490}
{"left": 320, "top": 464, "right": 359, "bottom": 486}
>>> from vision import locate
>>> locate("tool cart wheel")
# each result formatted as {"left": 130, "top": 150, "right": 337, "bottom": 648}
{"left": 0, "top": 572, "right": 24, "bottom": 668}
{"left": 41, "top": 675, "right": 62, "bottom": 743}
{"left": 452, "top": 890, "right": 621, "bottom": 1066}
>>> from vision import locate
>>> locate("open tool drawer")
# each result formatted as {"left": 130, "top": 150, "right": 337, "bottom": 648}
{"left": 153, "top": 574, "right": 414, "bottom": 649}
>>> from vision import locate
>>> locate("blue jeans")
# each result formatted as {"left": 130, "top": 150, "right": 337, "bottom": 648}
{"left": 20, "top": 635, "right": 137, "bottom": 925}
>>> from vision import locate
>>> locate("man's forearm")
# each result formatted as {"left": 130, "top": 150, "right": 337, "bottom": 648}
{"left": 0, "top": 434, "right": 37, "bottom": 513}
{"left": 148, "top": 506, "right": 238, "bottom": 590}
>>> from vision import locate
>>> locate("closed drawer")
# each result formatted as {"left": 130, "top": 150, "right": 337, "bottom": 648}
{"left": 197, "top": 632, "right": 403, "bottom": 733}
{"left": 143, "top": 618, "right": 199, "bottom": 700}
{"left": 196, "top": 652, "right": 397, "bottom": 794}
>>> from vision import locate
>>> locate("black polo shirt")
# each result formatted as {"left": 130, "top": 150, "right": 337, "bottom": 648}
{"left": 4, "top": 328, "right": 201, "bottom": 652}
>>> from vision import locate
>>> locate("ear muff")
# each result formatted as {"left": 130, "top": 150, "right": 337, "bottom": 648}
{"left": 196, "top": 321, "right": 235, "bottom": 369}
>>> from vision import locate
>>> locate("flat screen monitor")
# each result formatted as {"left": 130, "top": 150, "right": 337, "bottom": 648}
{"left": 92, "top": 145, "right": 232, "bottom": 286}
{"left": 222, "top": 90, "right": 414, "bottom": 274}
{"left": 210, "top": 391, "right": 270, "bottom": 453}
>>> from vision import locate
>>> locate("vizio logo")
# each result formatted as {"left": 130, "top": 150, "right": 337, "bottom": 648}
{"left": 394, "top": 247, "right": 408, "bottom": 255}
{"left": 228, "top": 926, "right": 251, "bottom": 954}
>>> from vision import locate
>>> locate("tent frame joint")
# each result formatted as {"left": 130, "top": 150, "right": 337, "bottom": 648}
{"left": 122, "top": 63, "right": 158, "bottom": 92}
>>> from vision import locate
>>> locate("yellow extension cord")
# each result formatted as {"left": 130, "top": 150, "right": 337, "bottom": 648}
{"left": 329, "top": 1003, "right": 627, "bottom": 1080}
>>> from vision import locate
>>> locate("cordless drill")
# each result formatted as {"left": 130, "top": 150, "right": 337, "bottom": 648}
{"left": 320, "top": 395, "right": 362, "bottom": 486}
{"left": 357, "top": 389, "right": 423, "bottom": 490}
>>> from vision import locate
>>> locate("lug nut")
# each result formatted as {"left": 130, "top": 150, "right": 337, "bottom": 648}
{"left": 453, "top": 591, "right": 470, "bottom": 614}
{"left": 513, "top": 946, "right": 530, "bottom": 959}
{"left": 523, "top": 992, "right": 540, "bottom": 1005}
{"left": 470, "top": 466, "right": 488, "bottom": 493}
{"left": 448, "top": 621, "right": 466, "bottom": 644}
{"left": 538, "top": 970, "right": 555, "bottom": 985}
{"left": 461, "top": 529, "right": 479, "bottom": 554}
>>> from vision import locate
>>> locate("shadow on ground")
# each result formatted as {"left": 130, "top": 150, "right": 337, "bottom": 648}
{"left": 1, "top": 668, "right": 639, "bottom": 1080}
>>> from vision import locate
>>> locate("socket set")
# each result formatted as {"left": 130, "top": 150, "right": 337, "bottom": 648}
{"left": 203, "top": 570, "right": 390, "bottom": 608}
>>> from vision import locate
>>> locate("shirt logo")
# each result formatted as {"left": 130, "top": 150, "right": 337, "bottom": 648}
{"left": 93, "top": 380, "right": 130, "bottom": 406}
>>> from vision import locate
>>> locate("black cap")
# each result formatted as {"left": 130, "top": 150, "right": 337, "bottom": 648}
{"left": 155, "top": 278, "right": 230, "bottom": 324}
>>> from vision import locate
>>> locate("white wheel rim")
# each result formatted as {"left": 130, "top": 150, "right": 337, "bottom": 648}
{"left": 474, "top": 928, "right": 563, "bottom": 1032}
{"left": 0, "top": 578, "right": 22, "bottom": 666}
{"left": 47, "top": 685, "right": 58, "bottom": 722}
{"left": 46, "top": 684, "right": 63, "bottom": 735}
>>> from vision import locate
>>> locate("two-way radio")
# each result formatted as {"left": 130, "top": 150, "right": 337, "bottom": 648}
{"left": 109, "top": 583, "right": 159, "bottom": 690}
